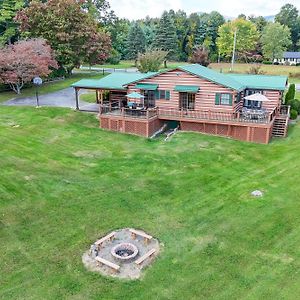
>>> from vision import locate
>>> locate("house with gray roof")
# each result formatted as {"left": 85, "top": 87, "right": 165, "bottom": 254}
{"left": 274, "top": 52, "right": 300, "bottom": 65}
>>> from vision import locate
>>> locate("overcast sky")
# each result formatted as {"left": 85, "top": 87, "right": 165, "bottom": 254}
{"left": 109, "top": 0, "right": 300, "bottom": 20}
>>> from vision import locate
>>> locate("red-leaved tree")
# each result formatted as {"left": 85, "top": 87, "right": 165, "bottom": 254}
{"left": 0, "top": 39, "right": 58, "bottom": 94}
{"left": 189, "top": 45, "right": 210, "bottom": 67}
{"left": 15, "top": 0, "right": 111, "bottom": 74}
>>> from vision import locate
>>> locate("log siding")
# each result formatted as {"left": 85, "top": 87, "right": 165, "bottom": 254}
{"left": 99, "top": 68, "right": 285, "bottom": 144}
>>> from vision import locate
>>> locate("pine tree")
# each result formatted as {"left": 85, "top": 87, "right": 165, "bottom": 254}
{"left": 0, "top": 0, "right": 24, "bottom": 45}
{"left": 126, "top": 22, "right": 146, "bottom": 60}
{"left": 153, "top": 11, "right": 178, "bottom": 60}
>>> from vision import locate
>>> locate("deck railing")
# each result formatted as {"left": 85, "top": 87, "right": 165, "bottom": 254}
{"left": 279, "top": 105, "right": 290, "bottom": 117}
{"left": 100, "top": 105, "right": 158, "bottom": 119}
{"left": 100, "top": 104, "right": 278, "bottom": 124}
{"left": 157, "top": 107, "right": 277, "bottom": 124}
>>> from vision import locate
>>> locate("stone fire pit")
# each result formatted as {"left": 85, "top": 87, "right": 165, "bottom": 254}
{"left": 111, "top": 242, "right": 139, "bottom": 261}
{"left": 82, "top": 228, "right": 160, "bottom": 279}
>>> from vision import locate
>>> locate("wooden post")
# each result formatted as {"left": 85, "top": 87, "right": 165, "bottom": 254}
{"left": 96, "top": 89, "right": 99, "bottom": 103}
{"left": 100, "top": 90, "right": 104, "bottom": 105}
{"left": 75, "top": 88, "right": 79, "bottom": 110}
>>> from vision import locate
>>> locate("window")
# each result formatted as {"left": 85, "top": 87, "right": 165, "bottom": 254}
{"left": 179, "top": 93, "right": 195, "bottom": 110}
{"left": 215, "top": 93, "right": 232, "bottom": 106}
{"left": 156, "top": 90, "right": 171, "bottom": 100}
{"left": 220, "top": 93, "right": 231, "bottom": 105}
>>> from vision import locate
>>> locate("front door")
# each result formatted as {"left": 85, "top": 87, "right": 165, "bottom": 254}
{"left": 179, "top": 92, "right": 195, "bottom": 110}
{"left": 143, "top": 90, "right": 156, "bottom": 107}
{"left": 244, "top": 90, "right": 262, "bottom": 109}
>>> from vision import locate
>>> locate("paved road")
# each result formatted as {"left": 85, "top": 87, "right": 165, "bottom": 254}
{"left": 2, "top": 87, "right": 98, "bottom": 111}
{"left": 79, "top": 66, "right": 138, "bottom": 73}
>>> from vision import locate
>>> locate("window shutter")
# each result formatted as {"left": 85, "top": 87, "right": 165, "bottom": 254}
{"left": 215, "top": 93, "right": 220, "bottom": 105}
{"left": 229, "top": 94, "right": 233, "bottom": 105}
{"left": 155, "top": 90, "right": 160, "bottom": 99}
{"left": 166, "top": 90, "right": 170, "bottom": 100}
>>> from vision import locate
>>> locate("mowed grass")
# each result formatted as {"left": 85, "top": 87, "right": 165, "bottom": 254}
{"left": 0, "top": 73, "right": 107, "bottom": 103}
{"left": 1, "top": 107, "right": 300, "bottom": 299}
{"left": 210, "top": 63, "right": 300, "bottom": 77}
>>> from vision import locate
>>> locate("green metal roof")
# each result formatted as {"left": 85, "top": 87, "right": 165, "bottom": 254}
{"left": 71, "top": 72, "right": 157, "bottom": 90}
{"left": 135, "top": 83, "right": 158, "bottom": 90}
{"left": 179, "top": 64, "right": 244, "bottom": 91}
{"left": 226, "top": 74, "right": 288, "bottom": 91}
{"left": 174, "top": 85, "right": 199, "bottom": 93}
{"left": 72, "top": 66, "right": 288, "bottom": 93}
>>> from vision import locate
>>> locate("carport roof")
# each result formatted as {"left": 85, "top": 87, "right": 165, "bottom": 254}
{"left": 71, "top": 72, "right": 158, "bottom": 90}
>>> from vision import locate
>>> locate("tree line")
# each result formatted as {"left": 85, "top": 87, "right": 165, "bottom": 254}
{"left": 0, "top": 0, "right": 299, "bottom": 93}
{"left": 116, "top": 4, "right": 299, "bottom": 65}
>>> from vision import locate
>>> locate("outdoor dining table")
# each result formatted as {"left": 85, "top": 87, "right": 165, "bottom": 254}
{"left": 242, "top": 108, "right": 268, "bottom": 120}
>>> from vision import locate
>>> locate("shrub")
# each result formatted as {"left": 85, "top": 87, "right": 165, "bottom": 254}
{"left": 106, "top": 49, "right": 121, "bottom": 65}
{"left": 262, "top": 61, "right": 272, "bottom": 65}
{"left": 296, "top": 63, "right": 300, "bottom": 67}
{"left": 247, "top": 65, "right": 265, "bottom": 75}
{"left": 137, "top": 50, "right": 168, "bottom": 73}
{"left": 288, "top": 99, "right": 300, "bottom": 114}
{"left": 290, "top": 109, "right": 298, "bottom": 120}
{"left": 273, "top": 62, "right": 279, "bottom": 65}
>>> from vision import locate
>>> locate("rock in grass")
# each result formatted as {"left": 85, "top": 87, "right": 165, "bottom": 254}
{"left": 251, "top": 190, "right": 263, "bottom": 197}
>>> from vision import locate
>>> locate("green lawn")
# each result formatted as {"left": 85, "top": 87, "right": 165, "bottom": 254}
{"left": 0, "top": 73, "right": 106, "bottom": 104}
{"left": 82, "top": 60, "right": 189, "bottom": 70}
{"left": 82, "top": 60, "right": 300, "bottom": 77}
{"left": 210, "top": 63, "right": 300, "bottom": 77}
{"left": 1, "top": 106, "right": 300, "bottom": 299}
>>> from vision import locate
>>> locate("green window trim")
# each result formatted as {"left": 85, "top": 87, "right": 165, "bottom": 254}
{"left": 215, "top": 93, "right": 232, "bottom": 106}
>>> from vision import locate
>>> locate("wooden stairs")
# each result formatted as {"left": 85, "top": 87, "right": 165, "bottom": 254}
{"left": 272, "top": 106, "right": 290, "bottom": 138}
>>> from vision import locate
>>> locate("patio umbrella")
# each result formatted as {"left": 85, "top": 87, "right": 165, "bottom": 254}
{"left": 244, "top": 93, "right": 272, "bottom": 102}
{"left": 126, "top": 92, "right": 145, "bottom": 99}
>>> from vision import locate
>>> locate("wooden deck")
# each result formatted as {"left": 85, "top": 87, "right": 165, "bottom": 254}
{"left": 100, "top": 105, "right": 279, "bottom": 125}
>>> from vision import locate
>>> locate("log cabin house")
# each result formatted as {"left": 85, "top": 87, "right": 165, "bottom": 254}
{"left": 72, "top": 64, "right": 289, "bottom": 144}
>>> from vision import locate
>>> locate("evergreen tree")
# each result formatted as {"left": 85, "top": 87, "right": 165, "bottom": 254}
{"left": 126, "top": 22, "right": 146, "bottom": 60}
{"left": 0, "top": 0, "right": 24, "bottom": 45}
{"left": 285, "top": 84, "right": 296, "bottom": 104}
{"left": 153, "top": 11, "right": 178, "bottom": 60}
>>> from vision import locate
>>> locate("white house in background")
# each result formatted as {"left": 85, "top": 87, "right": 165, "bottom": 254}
{"left": 274, "top": 52, "right": 300, "bottom": 65}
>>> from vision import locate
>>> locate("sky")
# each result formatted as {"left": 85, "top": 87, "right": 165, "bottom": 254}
{"left": 109, "top": 0, "right": 300, "bottom": 20}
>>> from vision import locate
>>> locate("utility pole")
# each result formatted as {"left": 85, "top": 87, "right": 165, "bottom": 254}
{"left": 230, "top": 29, "right": 237, "bottom": 72}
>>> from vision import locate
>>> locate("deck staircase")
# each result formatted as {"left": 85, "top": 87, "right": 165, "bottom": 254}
{"left": 272, "top": 106, "right": 290, "bottom": 138}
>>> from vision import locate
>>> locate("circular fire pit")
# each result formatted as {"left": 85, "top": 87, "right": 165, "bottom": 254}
{"left": 111, "top": 243, "right": 138, "bottom": 261}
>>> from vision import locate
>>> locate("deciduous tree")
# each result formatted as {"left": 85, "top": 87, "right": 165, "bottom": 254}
{"left": 261, "top": 22, "right": 292, "bottom": 62}
{"left": 189, "top": 45, "right": 210, "bottom": 66}
{"left": 16, "top": 0, "right": 111, "bottom": 75}
{"left": 217, "top": 18, "right": 259, "bottom": 60}
{"left": 0, "top": 39, "right": 58, "bottom": 94}
{"left": 275, "top": 4, "right": 299, "bottom": 51}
